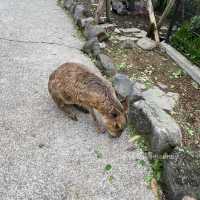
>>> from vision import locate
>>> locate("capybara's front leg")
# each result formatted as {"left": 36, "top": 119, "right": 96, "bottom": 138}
{"left": 62, "top": 104, "right": 78, "bottom": 121}
{"left": 89, "top": 108, "right": 106, "bottom": 133}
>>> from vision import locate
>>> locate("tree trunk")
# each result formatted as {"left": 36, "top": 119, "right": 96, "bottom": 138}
{"left": 106, "top": 0, "right": 111, "bottom": 22}
{"left": 146, "top": 0, "right": 160, "bottom": 42}
{"left": 95, "top": 0, "right": 105, "bottom": 24}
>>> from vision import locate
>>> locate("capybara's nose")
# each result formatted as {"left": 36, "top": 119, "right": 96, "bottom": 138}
{"left": 108, "top": 129, "right": 123, "bottom": 138}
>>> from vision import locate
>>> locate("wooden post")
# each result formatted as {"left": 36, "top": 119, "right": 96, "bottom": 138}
{"left": 146, "top": 0, "right": 160, "bottom": 42}
{"left": 106, "top": 0, "right": 111, "bottom": 22}
{"left": 95, "top": 0, "right": 105, "bottom": 24}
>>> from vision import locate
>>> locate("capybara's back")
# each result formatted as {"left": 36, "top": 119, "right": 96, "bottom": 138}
{"left": 48, "top": 63, "right": 128, "bottom": 137}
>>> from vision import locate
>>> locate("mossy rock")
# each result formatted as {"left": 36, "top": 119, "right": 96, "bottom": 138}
{"left": 162, "top": 149, "right": 200, "bottom": 200}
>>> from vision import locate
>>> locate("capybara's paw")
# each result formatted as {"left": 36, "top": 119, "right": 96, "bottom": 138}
{"left": 69, "top": 113, "right": 78, "bottom": 121}
{"left": 96, "top": 125, "right": 107, "bottom": 134}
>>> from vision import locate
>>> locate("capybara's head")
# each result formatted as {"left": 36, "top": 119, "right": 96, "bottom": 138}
{"left": 102, "top": 97, "right": 128, "bottom": 137}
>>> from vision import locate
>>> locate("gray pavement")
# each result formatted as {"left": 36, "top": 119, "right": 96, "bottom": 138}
{"left": 0, "top": 0, "right": 155, "bottom": 199}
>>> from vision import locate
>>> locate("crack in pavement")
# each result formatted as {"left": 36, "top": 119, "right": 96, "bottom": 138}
{"left": 0, "top": 37, "right": 81, "bottom": 50}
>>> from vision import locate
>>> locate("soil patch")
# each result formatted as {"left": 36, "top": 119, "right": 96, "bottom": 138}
{"left": 106, "top": 41, "right": 200, "bottom": 150}
{"left": 78, "top": 0, "right": 200, "bottom": 149}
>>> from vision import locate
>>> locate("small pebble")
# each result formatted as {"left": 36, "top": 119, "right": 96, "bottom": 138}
{"left": 114, "top": 28, "right": 121, "bottom": 34}
{"left": 39, "top": 143, "right": 45, "bottom": 148}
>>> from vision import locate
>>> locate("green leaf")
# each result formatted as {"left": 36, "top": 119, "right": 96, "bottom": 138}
{"left": 105, "top": 164, "right": 112, "bottom": 171}
{"left": 108, "top": 175, "right": 114, "bottom": 183}
{"left": 144, "top": 175, "right": 153, "bottom": 185}
{"left": 94, "top": 150, "right": 103, "bottom": 159}
{"left": 192, "top": 81, "right": 199, "bottom": 89}
{"left": 116, "top": 63, "right": 126, "bottom": 70}
{"left": 129, "top": 135, "right": 141, "bottom": 143}
{"left": 136, "top": 159, "right": 146, "bottom": 167}
{"left": 187, "top": 128, "right": 194, "bottom": 136}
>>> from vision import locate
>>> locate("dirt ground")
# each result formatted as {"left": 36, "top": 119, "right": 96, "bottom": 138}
{"left": 107, "top": 42, "right": 200, "bottom": 150}
{"left": 79, "top": 0, "right": 200, "bottom": 150}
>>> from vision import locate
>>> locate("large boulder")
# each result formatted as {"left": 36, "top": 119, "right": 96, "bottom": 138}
{"left": 134, "top": 31, "right": 147, "bottom": 38}
{"left": 69, "top": 2, "right": 76, "bottom": 14}
{"left": 142, "top": 86, "right": 179, "bottom": 112}
{"left": 73, "top": 4, "right": 88, "bottom": 24}
{"left": 129, "top": 81, "right": 146, "bottom": 102}
{"left": 162, "top": 149, "right": 200, "bottom": 200}
{"left": 115, "top": 35, "right": 138, "bottom": 42}
{"left": 137, "top": 37, "right": 157, "bottom": 50}
{"left": 111, "top": 0, "right": 128, "bottom": 15}
{"left": 77, "top": 17, "right": 94, "bottom": 29}
{"left": 99, "top": 23, "right": 117, "bottom": 32}
{"left": 82, "top": 38, "right": 101, "bottom": 57}
{"left": 129, "top": 100, "right": 182, "bottom": 154}
{"left": 119, "top": 27, "right": 142, "bottom": 33}
{"left": 120, "top": 39, "right": 137, "bottom": 49}
{"left": 133, "top": 0, "right": 147, "bottom": 15}
{"left": 112, "top": 73, "right": 133, "bottom": 99}
{"left": 182, "top": 196, "right": 197, "bottom": 200}
{"left": 84, "top": 24, "right": 109, "bottom": 42}
{"left": 96, "top": 54, "right": 117, "bottom": 76}
{"left": 64, "top": 0, "right": 74, "bottom": 10}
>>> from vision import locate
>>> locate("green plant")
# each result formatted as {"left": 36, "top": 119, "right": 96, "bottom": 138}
{"left": 108, "top": 175, "right": 114, "bottom": 183}
{"left": 184, "top": 123, "right": 195, "bottom": 137}
{"left": 151, "top": 159, "right": 163, "bottom": 182}
{"left": 128, "top": 126, "right": 164, "bottom": 196}
{"left": 136, "top": 159, "right": 146, "bottom": 167}
{"left": 128, "top": 126, "right": 149, "bottom": 152}
{"left": 57, "top": 0, "right": 64, "bottom": 7}
{"left": 144, "top": 80, "right": 153, "bottom": 89}
{"left": 184, "top": 0, "right": 200, "bottom": 19}
{"left": 145, "top": 159, "right": 164, "bottom": 186}
{"left": 171, "top": 22, "right": 200, "bottom": 66}
{"left": 169, "top": 69, "right": 185, "bottom": 79}
{"left": 105, "top": 164, "right": 112, "bottom": 171}
{"left": 192, "top": 81, "right": 200, "bottom": 89}
{"left": 116, "top": 63, "right": 127, "bottom": 71}
{"left": 190, "top": 16, "right": 200, "bottom": 34}
{"left": 177, "top": 147, "right": 194, "bottom": 157}
{"left": 94, "top": 150, "right": 103, "bottom": 159}
{"left": 187, "top": 127, "right": 194, "bottom": 137}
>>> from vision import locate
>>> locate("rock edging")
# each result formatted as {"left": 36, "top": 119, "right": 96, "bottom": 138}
{"left": 62, "top": 0, "right": 182, "bottom": 155}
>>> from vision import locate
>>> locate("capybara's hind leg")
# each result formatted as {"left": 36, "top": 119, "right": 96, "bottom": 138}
{"left": 74, "top": 104, "right": 89, "bottom": 114}
{"left": 51, "top": 93, "right": 78, "bottom": 121}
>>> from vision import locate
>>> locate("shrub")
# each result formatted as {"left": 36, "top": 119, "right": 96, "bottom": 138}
{"left": 171, "top": 18, "right": 200, "bottom": 66}
{"left": 184, "top": 0, "right": 200, "bottom": 19}
{"left": 190, "top": 15, "right": 200, "bottom": 34}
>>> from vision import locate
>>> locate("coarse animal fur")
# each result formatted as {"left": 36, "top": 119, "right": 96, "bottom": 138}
{"left": 48, "top": 63, "right": 128, "bottom": 137}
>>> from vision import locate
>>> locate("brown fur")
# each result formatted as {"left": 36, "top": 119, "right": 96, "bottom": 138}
{"left": 48, "top": 63, "right": 128, "bottom": 137}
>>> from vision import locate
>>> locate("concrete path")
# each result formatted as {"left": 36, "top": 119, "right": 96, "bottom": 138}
{"left": 0, "top": 0, "right": 155, "bottom": 199}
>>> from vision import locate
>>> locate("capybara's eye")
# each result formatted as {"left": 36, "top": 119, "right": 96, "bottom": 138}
{"left": 111, "top": 112, "right": 118, "bottom": 118}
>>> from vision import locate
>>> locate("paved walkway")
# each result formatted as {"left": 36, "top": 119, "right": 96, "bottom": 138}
{"left": 0, "top": 0, "right": 154, "bottom": 199}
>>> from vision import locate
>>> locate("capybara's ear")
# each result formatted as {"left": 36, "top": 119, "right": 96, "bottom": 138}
{"left": 121, "top": 96, "right": 129, "bottom": 112}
